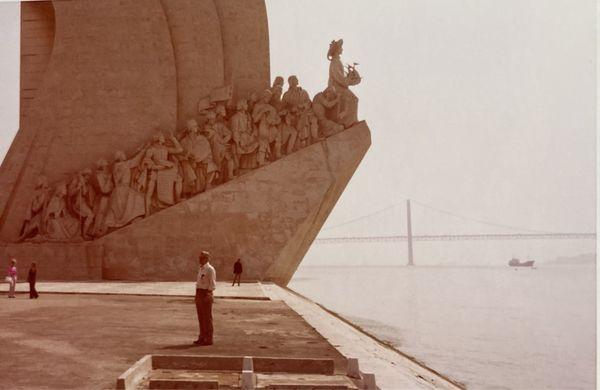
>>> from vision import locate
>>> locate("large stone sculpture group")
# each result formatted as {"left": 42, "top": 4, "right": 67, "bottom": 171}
{"left": 18, "top": 39, "right": 361, "bottom": 243}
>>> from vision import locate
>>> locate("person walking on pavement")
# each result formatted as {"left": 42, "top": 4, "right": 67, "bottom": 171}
{"left": 6, "top": 259, "right": 17, "bottom": 298}
{"left": 28, "top": 262, "right": 39, "bottom": 299}
{"left": 232, "top": 258, "right": 242, "bottom": 286}
{"left": 194, "top": 251, "right": 216, "bottom": 346}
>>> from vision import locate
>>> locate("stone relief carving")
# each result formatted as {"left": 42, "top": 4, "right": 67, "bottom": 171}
{"left": 19, "top": 40, "right": 361, "bottom": 242}
{"left": 104, "top": 149, "right": 146, "bottom": 229}
{"left": 18, "top": 176, "right": 50, "bottom": 242}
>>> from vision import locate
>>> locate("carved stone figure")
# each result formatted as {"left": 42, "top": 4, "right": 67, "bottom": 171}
{"left": 45, "top": 183, "right": 80, "bottom": 241}
{"left": 327, "top": 39, "right": 361, "bottom": 128}
{"left": 297, "top": 101, "right": 321, "bottom": 147}
{"left": 230, "top": 99, "right": 259, "bottom": 170}
{"left": 247, "top": 91, "right": 260, "bottom": 118}
{"left": 252, "top": 89, "right": 281, "bottom": 166}
{"left": 312, "top": 86, "right": 344, "bottom": 136}
{"left": 270, "top": 76, "right": 285, "bottom": 111}
{"left": 282, "top": 75, "right": 311, "bottom": 112}
{"left": 204, "top": 110, "right": 235, "bottom": 182}
{"left": 67, "top": 169, "right": 95, "bottom": 239}
{"left": 104, "top": 150, "right": 146, "bottom": 229}
{"left": 18, "top": 176, "right": 50, "bottom": 241}
{"left": 89, "top": 158, "right": 114, "bottom": 237}
{"left": 141, "top": 132, "right": 184, "bottom": 216}
{"left": 180, "top": 119, "right": 218, "bottom": 196}
{"left": 280, "top": 110, "right": 298, "bottom": 155}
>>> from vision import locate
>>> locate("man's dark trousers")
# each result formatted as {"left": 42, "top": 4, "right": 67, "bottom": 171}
{"left": 29, "top": 282, "right": 38, "bottom": 299}
{"left": 195, "top": 288, "right": 213, "bottom": 343}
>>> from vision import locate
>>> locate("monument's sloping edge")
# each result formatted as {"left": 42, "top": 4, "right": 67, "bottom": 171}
{"left": 264, "top": 122, "right": 371, "bottom": 285}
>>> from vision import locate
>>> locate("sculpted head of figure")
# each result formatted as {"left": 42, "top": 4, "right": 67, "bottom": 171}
{"left": 249, "top": 91, "right": 259, "bottom": 104}
{"left": 261, "top": 89, "right": 273, "bottom": 103}
{"left": 273, "top": 76, "right": 284, "bottom": 88}
{"left": 327, "top": 39, "right": 344, "bottom": 60}
{"left": 114, "top": 150, "right": 127, "bottom": 162}
{"left": 55, "top": 183, "right": 68, "bottom": 197}
{"left": 215, "top": 105, "right": 226, "bottom": 119}
{"left": 324, "top": 86, "right": 338, "bottom": 99}
{"left": 288, "top": 75, "right": 299, "bottom": 88}
{"left": 187, "top": 119, "right": 199, "bottom": 133}
{"left": 272, "top": 84, "right": 283, "bottom": 98}
{"left": 153, "top": 132, "right": 165, "bottom": 145}
{"left": 236, "top": 99, "right": 248, "bottom": 111}
{"left": 96, "top": 158, "right": 109, "bottom": 171}
{"left": 205, "top": 110, "right": 217, "bottom": 124}
{"left": 81, "top": 168, "right": 92, "bottom": 179}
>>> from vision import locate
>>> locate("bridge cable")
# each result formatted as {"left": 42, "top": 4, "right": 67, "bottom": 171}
{"left": 410, "top": 199, "right": 560, "bottom": 234}
{"left": 321, "top": 202, "right": 404, "bottom": 231}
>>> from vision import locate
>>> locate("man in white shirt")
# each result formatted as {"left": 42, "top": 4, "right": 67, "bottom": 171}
{"left": 194, "top": 251, "right": 216, "bottom": 345}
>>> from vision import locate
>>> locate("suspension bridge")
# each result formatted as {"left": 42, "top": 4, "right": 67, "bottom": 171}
{"left": 314, "top": 200, "right": 596, "bottom": 265}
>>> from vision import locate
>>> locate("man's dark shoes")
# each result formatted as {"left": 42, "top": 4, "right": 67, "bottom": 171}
{"left": 193, "top": 338, "right": 203, "bottom": 345}
{"left": 199, "top": 340, "right": 213, "bottom": 346}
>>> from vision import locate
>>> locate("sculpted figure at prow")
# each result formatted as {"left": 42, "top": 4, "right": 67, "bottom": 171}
{"left": 327, "top": 39, "right": 361, "bottom": 128}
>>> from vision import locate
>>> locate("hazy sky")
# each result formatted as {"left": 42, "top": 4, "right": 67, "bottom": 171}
{"left": 0, "top": 1, "right": 596, "bottom": 263}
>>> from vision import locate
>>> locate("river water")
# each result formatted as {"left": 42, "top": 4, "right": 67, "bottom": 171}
{"left": 289, "top": 252, "right": 596, "bottom": 389}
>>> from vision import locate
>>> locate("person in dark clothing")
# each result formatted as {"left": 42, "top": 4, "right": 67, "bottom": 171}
{"left": 27, "top": 262, "right": 38, "bottom": 299}
{"left": 232, "top": 258, "right": 242, "bottom": 286}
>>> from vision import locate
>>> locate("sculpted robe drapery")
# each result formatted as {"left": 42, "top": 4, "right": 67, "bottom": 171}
{"left": 105, "top": 154, "right": 146, "bottom": 229}
{"left": 44, "top": 186, "right": 80, "bottom": 241}
{"left": 231, "top": 111, "right": 258, "bottom": 155}
{"left": 180, "top": 131, "right": 218, "bottom": 194}
{"left": 144, "top": 143, "right": 182, "bottom": 206}
{"left": 91, "top": 170, "right": 114, "bottom": 236}
{"left": 231, "top": 110, "right": 259, "bottom": 169}
{"left": 252, "top": 102, "right": 280, "bottom": 152}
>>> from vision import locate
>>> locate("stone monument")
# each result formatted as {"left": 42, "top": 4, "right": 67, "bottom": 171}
{"left": 0, "top": 0, "right": 371, "bottom": 285}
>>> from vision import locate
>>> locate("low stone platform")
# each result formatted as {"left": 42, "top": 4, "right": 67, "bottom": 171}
{"left": 118, "top": 354, "right": 362, "bottom": 389}
{"left": 0, "top": 281, "right": 266, "bottom": 300}
{"left": 0, "top": 293, "right": 345, "bottom": 389}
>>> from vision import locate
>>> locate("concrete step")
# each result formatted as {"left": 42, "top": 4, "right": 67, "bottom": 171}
{"left": 256, "top": 373, "right": 358, "bottom": 389}
{"left": 149, "top": 378, "right": 219, "bottom": 389}
{"left": 148, "top": 369, "right": 239, "bottom": 389}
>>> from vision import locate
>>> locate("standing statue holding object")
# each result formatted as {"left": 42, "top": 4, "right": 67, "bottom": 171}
{"left": 327, "top": 39, "right": 361, "bottom": 128}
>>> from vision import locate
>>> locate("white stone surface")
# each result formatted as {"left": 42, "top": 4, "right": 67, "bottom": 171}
{"left": 0, "top": 281, "right": 266, "bottom": 299}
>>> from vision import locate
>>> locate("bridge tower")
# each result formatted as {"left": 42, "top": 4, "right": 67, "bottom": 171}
{"left": 407, "top": 199, "right": 414, "bottom": 266}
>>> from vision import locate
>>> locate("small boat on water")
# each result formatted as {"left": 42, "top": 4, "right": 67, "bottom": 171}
{"left": 508, "top": 258, "right": 535, "bottom": 267}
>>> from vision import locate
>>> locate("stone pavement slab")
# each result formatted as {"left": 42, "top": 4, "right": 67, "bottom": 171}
{"left": 0, "top": 281, "right": 266, "bottom": 299}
